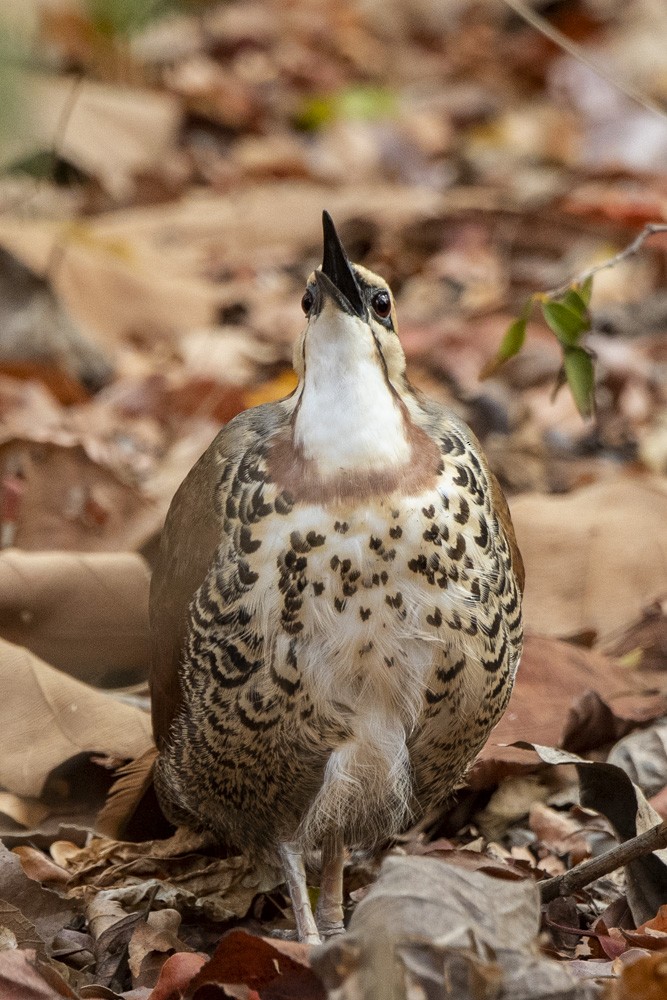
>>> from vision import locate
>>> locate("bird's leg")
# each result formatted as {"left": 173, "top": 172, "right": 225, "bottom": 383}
{"left": 316, "top": 832, "right": 346, "bottom": 937}
{"left": 278, "top": 842, "right": 321, "bottom": 945}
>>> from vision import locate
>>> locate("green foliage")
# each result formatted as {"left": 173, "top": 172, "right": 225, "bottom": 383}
{"left": 0, "top": 30, "right": 33, "bottom": 171}
{"left": 563, "top": 346, "right": 595, "bottom": 419}
{"left": 483, "top": 280, "right": 596, "bottom": 418}
{"left": 83, "top": 0, "right": 181, "bottom": 37}
{"left": 295, "top": 85, "right": 397, "bottom": 131}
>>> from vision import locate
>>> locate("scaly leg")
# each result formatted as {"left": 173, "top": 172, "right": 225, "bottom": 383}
{"left": 316, "top": 832, "right": 346, "bottom": 937}
{"left": 278, "top": 842, "right": 321, "bottom": 945}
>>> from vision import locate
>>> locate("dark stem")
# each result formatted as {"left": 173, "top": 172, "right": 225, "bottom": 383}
{"left": 539, "top": 820, "right": 667, "bottom": 904}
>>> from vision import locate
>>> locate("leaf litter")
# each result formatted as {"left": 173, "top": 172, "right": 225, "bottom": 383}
{"left": 0, "top": 0, "right": 667, "bottom": 996}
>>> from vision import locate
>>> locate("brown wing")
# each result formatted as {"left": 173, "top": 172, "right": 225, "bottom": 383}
{"left": 149, "top": 402, "right": 289, "bottom": 749}
{"left": 149, "top": 441, "right": 223, "bottom": 748}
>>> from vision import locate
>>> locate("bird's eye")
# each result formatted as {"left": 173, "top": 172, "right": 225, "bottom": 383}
{"left": 301, "top": 289, "right": 314, "bottom": 314}
{"left": 371, "top": 289, "right": 391, "bottom": 319}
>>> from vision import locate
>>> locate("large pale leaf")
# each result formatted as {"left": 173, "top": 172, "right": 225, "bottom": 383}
{"left": 510, "top": 477, "right": 667, "bottom": 640}
{"left": 0, "top": 637, "right": 152, "bottom": 798}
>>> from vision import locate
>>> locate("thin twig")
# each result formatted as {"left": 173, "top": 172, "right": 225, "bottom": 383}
{"left": 539, "top": 819, "right": 667, "bottom": 904}
{"left": 45, "top": 72, "right": 85, "bottom": 282}
{"left": 501, "top": 0, "right": 667, "bottom": 121}
{"left": 545, "top": 223, "right": 667, "bottom": 299}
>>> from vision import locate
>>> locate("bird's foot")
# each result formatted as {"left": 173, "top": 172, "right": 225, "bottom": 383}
{"left": 317, "top": 918, "right": 345, "bottom": 939}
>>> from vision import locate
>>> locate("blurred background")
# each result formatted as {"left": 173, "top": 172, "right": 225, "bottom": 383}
{"left": 0, "top": 0, "right": 665, "bottom": 841}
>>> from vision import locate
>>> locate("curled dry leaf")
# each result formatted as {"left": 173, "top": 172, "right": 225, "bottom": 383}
{"left": 182, "top": 929, "right": 325, "bottom": 1000}
{"left": 0, "top": 842, "right": 76, "bottom": 955}
{"left": 0, "top": 550, "right": 150, "bottom": 686}
{"left": 312, "top": 856, "right": 591, "bottom": 1000}
{"left": 144, "top": 951, "right": 207, "bottom": 1000}
{"left": 511, "top": 476, "right": 667, "bottom": 640}
{"left": 127, "top": 909, "right": 189, "bottom": 983}
{"left": 471, "top": 633, "right": 665, "bottom": 781}
{"left": 64, "top": 838, "right": 281, "bottom": 925}
{"left": 513, "top": 743, "right": 667, "bottom": 925}
{"left": 604, "top": 950, "right": 667, "bottom": 1000}
{"left": 608, "top": 719, "right": 667, "bottom": 800}
{"left": 0, "top": 636, "right": 152, "bottom": 799}
{"left": 0, "top": 948, "right": 79, "bottom": 1000}
{"left": 0, "top": 437, "right": 159, "bottom": 552}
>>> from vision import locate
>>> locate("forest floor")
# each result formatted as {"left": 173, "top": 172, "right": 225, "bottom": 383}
{"left": 0, "top": 1, "right": 666, "bottom": 997}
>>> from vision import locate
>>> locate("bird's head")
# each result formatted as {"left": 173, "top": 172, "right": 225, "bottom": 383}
{"left": 292, "top": 211, "right": 408, "bottom": 391}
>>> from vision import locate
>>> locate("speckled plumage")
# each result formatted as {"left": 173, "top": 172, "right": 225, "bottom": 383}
{"left": 150, "top": 214, "right": 524, "bottom": 941}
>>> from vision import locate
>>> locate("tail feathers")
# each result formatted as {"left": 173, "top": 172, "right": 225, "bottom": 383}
{"left": 95, "top": 746, "right": 173, "bottom": 841}
{"left": 298, "top": 731, "right": 412, "bottom": 849}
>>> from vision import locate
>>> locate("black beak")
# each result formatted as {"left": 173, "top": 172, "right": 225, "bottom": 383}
{"left": 318, "top": 210, "right": 366, "bottom": 319}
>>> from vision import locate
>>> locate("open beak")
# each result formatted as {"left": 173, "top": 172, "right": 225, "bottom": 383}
{"left": 315, "top": 211, "right": 366, "bottom": 319}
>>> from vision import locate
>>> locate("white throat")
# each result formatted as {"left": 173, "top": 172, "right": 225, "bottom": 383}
{"left": 294, "top": 309, "right": 411, "bottom": 477}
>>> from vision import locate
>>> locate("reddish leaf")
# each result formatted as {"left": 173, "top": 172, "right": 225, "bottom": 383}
{"left": 147, "top": 951, "right": 208, "bottom": 1000}
{"left": 185, "top": 930, "right": 326, "bottom": 1000}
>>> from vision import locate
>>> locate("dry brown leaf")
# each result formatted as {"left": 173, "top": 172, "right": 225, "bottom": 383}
{"left": 0, "top": 550, "right": 149, "bottom": 686}
{"left": 0, "top": 792, "right": 51, "bottom": 830}
{"left": 12, "top": 846, "right": 70, "bottom": 887}
{"left": 312, "top": 856, "right": 588, "bottom": 1000}
{"left": 0, "top": 637, "right": 152, "bottom": 799}
{"left": 65, "top": 842, "right": 281, "bottom": 924}
{"left": 0, "top": 438, "right": 159, "bottom": 552}
{"left": 511, "top": 476, "right": 667, "bottom": 640}
{"left": 0, "top": 949, "right": 78, "bottom": 1000}
{"left": 604, "top": 950, "right": 667, "bottom": 1000}
{"left": 142, "top": 951, "right": 207, "bottom": 1000}
{"left": 127, "top": 909, "right": 189, "bottom": 982}
{"left": 183, "top": 929, "right": 324, "bottom": 1000}
{"left": 472, "top": 633, "right": 664, "bottom": 780}
{"left": 528, "top": 802, "right": 591, "bottom": 864}
{"left": 29, "top": 75, "right": 182, "bottom": 199}
{"left": 0, "top": 842, "right": 76, "bottom": 954}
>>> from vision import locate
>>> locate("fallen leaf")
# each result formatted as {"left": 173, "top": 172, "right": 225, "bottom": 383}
{"left": 0, "top": 550, "right": 150, "bottom": 686}
{"left": 513, "top": 743, "right": 667, "bottom": 924}
{"left": 605, "top": 950, "right": 667, "bottom": 1000}
{"left": 312, "top": 856, "right": 589, "bottom": 999}
{"left": 0, "top": 948, "right": 78, "bottom": 1000}
{"left": 0, "top": 437, "right": 158, "bottom": 552}
{"left": 0, "top": 842, "right": 76, "bottom": 956}
{"left": 184, "top": 929, "right": 325, "bottom": 1000}
{"left": 511, "top": 477, "right": 667, "bottom": 640}
{"left": 0, "top": 636, "right": 152, "bottom": 799}
{"left": 472, "top": 633, "right": 665, "bottom": 781}
{"left": 608, "top": 719, "right": 667, "bottom": 800}
{"left": 29, "top": 75, "right": 183, "bottom": 199}
{"left": 64, "top": 839, "right": 281, "bottom": 924}
{"left": 128, "top": 909, "right": 189, "bottom": 982}
{"left": 146, "top": 951, "right": 207, "bottom": 1000}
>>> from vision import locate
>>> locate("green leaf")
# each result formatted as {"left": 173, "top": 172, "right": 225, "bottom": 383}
{"left": 337, "top": 85, "right": 396, "bottom": 120}
{"left": 295, "top": 85, "right": 396, "bottom": 132}
{"left": 84, "top": 0, "right": 178, "bottom": 37}
{"left": 561, "top": 289, "right": 589, "bottom": 322}
{"left": 479, "top": 316, "right": 526, "bottom": 379}
{"left": 564, "top": 347, "right": 595, "bottom": 418}
{"left": 578, "top": 274, "right": 594, "bottom": 307}
{"left": 542, "top": 300, "right": 588, "bottom": 346}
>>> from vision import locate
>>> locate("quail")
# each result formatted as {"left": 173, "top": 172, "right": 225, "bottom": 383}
{"left": 150, "top": 212, "right": 524, "bottom": 944}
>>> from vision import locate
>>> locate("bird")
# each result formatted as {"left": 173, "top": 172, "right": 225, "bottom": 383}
{"left": 149, "top": 211, "right": 524, "bottom": 944}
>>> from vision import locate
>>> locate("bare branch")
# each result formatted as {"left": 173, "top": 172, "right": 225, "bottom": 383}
{"left": 545, "top": 223, "right": 667, "bottom": 299}
{"left": 501, "top": 0, "right": 667, "bottom": 121}
{"left": 540, "top": 819, "right": 667, "bottom": 904}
